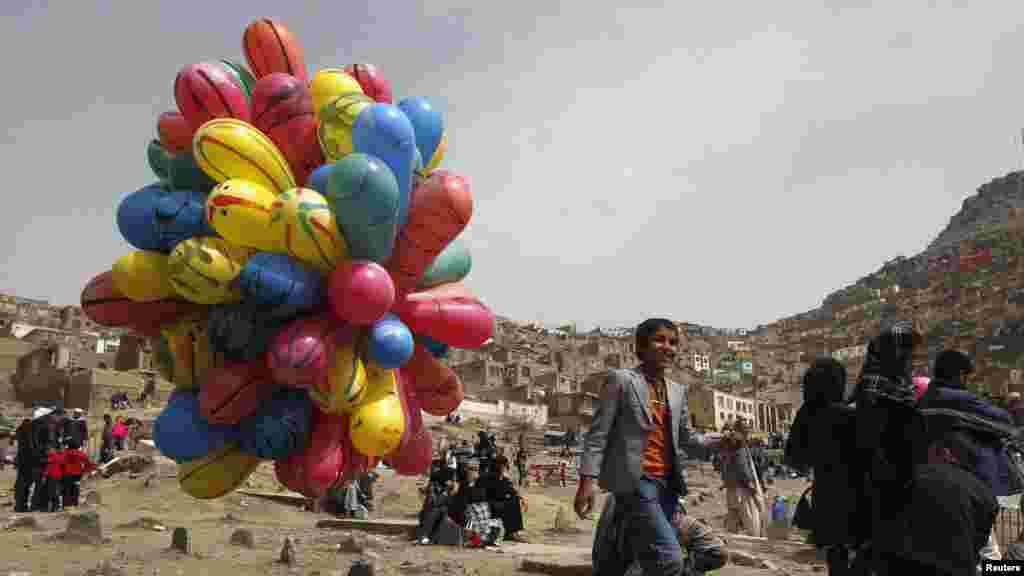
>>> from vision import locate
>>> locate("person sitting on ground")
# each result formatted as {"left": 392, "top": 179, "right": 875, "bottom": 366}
{"left": 485, "top": 458, "right": 526, "bottom": 542}
{"left": 595, "top": 493, "right": 727, "bottom": 576}
{"left": 415, "top": 476, "right": 459, "bottom": 545}
{"left": 450, "top": 459, "right": 503, "bottom": 546}
{"left": 873, "top": 416, "right": 999, "bottom": 575}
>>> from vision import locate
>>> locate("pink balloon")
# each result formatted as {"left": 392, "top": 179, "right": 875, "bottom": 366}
{"left": 328, "top": 260, "right": 396, "bottom": 326}
{"left": 912, "top": 376, "right": 930, "bottom": 401}
{"left": 388, "top": 427, "right": 433, "bottom": 476}
{"left": 266, "top": 315, "right": 334, "bottom": 388}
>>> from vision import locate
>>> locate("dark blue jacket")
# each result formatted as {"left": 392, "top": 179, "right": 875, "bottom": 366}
{"left": 920, "top": 385, "right": 1015, "bottom": 496}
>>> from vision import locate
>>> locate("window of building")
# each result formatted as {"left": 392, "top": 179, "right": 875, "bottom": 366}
{"left": 559, "top": 397, "right": 571, "bottom": 413}
{"left": 521, "top": 366, "right": 531, "bottom": 377}
{"left": 719, "top": 412, "right": 725, "bottom": 423}
{"left": 717, "top": 396, "right": 723, "bottom": 408}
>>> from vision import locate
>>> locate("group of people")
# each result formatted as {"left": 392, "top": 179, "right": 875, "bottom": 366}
{"left": 572, "top": 316, "right": 1021, "bottom": 575}
{"left": 414, "top": 437, "right": 527, "bottom": 547}
{"left": 784, "top": 328, "right": 1017, "bottom": 575}
{"left": 13, "top": 407, "right": 95, "bottom": 512}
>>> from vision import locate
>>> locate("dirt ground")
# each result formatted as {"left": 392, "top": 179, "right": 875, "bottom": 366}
{"left": 0, "top": 452, "right": 823, "bottom": 576}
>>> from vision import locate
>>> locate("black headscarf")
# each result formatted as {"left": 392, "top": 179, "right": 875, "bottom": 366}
{"left": 802, "top": 356, "right": 848, "bottom": 406}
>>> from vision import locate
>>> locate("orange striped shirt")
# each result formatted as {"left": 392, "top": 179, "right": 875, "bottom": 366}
{"left": 642, "top": 400, "right": 669, "bottom": 478}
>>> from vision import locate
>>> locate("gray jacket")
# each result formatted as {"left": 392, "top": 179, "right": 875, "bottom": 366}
{"left": 580, "top": 369, "right": 692, "bottom": 496}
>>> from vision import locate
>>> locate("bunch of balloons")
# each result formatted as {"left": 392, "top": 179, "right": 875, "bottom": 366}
{"left": 79, "top": 17, "right": 492, "bottom": 500}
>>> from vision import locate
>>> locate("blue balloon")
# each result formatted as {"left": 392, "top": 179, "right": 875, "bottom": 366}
{"left": 398, "top": 96, "right": 444, "bottom": 177}
{"left": 237, "top": 387, "right": 313, "bottom": 460}
{"left": 367, "top": 314, "right": 414, "bottom": 368}
{"left": 238, "top": 252, "right": 323, "bottom": 319}
{"left": 417, "top": 334, "right": 450, "bottom": 359}
{"left": 352, "top": 104, "right": 417, "bottom": 228}
{"left": 153, "top": 392, "right": 239, "bottom": 463}
{"left": 117, "top": 184, "right": 215, "bottom": 252}
{"left": 208, "top": 304, "right": 283, "bottom": 362}
{"left": 307, "top": 163, "right": 333, "bottom": 196}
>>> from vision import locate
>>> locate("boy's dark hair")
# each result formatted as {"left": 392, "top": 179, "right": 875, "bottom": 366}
{"left": 635, "top": 318, "right": 678, "bottom": 353}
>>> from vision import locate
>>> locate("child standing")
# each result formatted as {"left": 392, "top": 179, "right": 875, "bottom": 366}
{"left": 44, "top": 447, "right": 65, "bottom": 512}
{"left": 559, "top": 460, "right": 567, "bottom": 488}
{"left": 62, "top": 441, "right": 95, "bottom": 508}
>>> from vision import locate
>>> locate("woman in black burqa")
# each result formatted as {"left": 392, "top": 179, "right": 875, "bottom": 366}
{"left": 785, "top": 357, "right": 865, "bottom": 576}
{"left": 851, "top": 322, "right": 927, "bottom": 574}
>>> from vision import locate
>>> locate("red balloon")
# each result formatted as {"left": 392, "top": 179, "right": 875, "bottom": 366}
{"left": 344, "top": 63, "right": 393, "bottom": 104}
{"left": 174, "top": 62, "right": 251, "bottom": 131}
{"left": 274, "top": 408, "right": 344, "bottom": 498}
{"left": 394, "top": 284, "right": 494, "bottom": 348}
{"left": 266, "top": 314, "right": 335, "bottom": 388}
{"left": 405, "top": 344, "right": 463, "bottom": 416}
{"left": 80, "top": 271, "right": 202, "bottom": 335}
{"left": 388, "top": 427, "right": 432, "bottom": 476}
{"left": 395, "top": 369, "right": 424, "bottom": 451}
{"left": 339, "top": 415, "right": 373, "bottom": 476}
{"left": 199, "top": 360, "right": 274, "bottom": 424}
{"left": 386, "top": 171, "right": 473, "bottom": 295}
{"left": 250, "top": 73, "right": 322, "bottom": 186}
{"left": 328, "top": 261, "right": 395, "bottom": 326}
{"left": 157, "top": 111, "right": 193, "bottom": 153}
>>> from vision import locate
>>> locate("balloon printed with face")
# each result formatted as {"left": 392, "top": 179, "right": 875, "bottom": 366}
{"left": 118, "top": 184, "right": 215, "bottom": 253}
{"left": 168, "top": 237, "right": 253, "bottom": 305}
{"left": 206, "top": 180, "right": 280, "bottom": 251}
{"left": 270, "top": 187, "right": 348, "bottom": 274}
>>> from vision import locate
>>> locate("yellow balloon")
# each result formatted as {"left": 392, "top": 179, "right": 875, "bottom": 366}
{"left": 310, "top": 68, "right": 365, "bottom": 118}
{"left": 160, "top": 313, "right": 213, "bottom": 392}
{"left": 361, "top": 360, "right": 398, "bottom": 406}
{"left": 207, "top": 179, "right": 280, "bottom": 251}
{"left": 192, "top": 118, "right": 297, "bottom": 194}
{"left": 269, "top": 188, "right": 348, "bottom": 274}
{"left": 309, "top": 343, "right": 367, "bottom": 415}
{"left": 349, "top": 393, "right": 405, "bottom": 457}
{"left": 111, "top": 251, "right": 176, "bottom": 302}
{"left": 178, "top": 443, "right": 260, "bottom": 499}
{"left": 425, "top": 131, "right": 447, "bottom": 173}
{"left": 167, "top": 237, "right": 252, "bottom": 305}
{"left": 317, "top": 92, "right": 373, "bottom": 162}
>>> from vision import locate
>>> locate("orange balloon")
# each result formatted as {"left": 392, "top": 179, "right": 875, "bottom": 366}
{"left": 386, "top": 170, "right": 472, "bottom": 295}
{"left": 405, "top": 344, "right": 463, "bottom": 416}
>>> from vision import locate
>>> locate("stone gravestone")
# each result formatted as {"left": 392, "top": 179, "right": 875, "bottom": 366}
{"left": 171, "top": 526, "right": 191, "bottom": 553}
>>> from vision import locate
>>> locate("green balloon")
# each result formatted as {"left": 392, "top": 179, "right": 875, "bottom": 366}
{"left": 218, "top": 60, "right": 256, "bottom": 101}
{"left": 168, "top": 151, "right": 217, "bottom": 194}
{"left": 326, "top": 153, "right": 400, "bottom": 263}
{"left": 418, "top": 235, "right": 472, "bottom": 289}
{"left": 147, "top": 139, "right": 171, "bottom": 181}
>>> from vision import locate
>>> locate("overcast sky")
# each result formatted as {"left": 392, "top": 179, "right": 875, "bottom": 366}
{"left": 2, "top": 1, "right": 1023, "bottom": 330}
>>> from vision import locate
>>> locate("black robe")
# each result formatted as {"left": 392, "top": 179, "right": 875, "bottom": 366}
{"left": 485, "top": 476, "right": 524, "bottom": 534}
{"left": 876, "top": 462, "right": 998, "bottom": 575}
